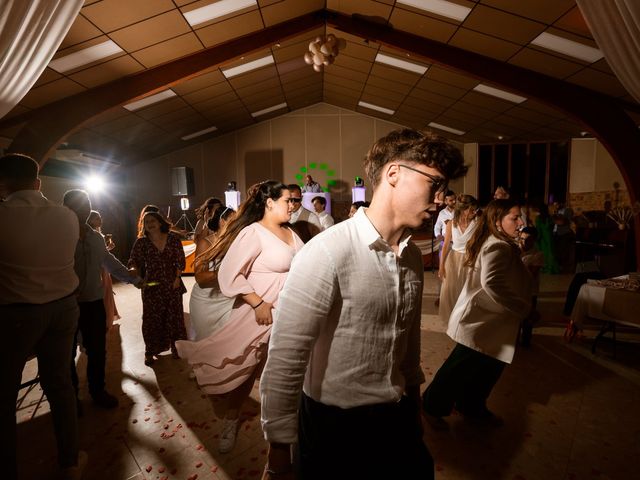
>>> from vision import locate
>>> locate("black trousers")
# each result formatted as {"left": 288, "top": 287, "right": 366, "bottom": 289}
{"left": 422, "top": 343, "right": 506, "bottom": 417}
{"left": 70, "top": 299, "right": 107, "bottom": 397}
{"left": 297, "top": 393, "right": 433, "bottom": 480}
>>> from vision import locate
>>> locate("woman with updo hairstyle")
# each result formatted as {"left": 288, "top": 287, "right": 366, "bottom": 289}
{"left": 438, "top": 194, "right": 479, "bottom": 324}
{"left": 129, "top": 211, "right": 187, "bottom": 366}
{"left": 193, "top": 197, "right": 222, "bottom": 242}
{"left": 423, "top": 199, "right": 532, "bottom": 429}
{"left": 176, "top": 180, "right": 303, "bottom": 454}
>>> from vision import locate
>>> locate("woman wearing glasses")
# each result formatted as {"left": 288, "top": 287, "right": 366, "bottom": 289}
{"left": 422, "top": 199, "right": 532, "bottom": 429}
{"left": 438, "top": 194, "right": 479, "bottom": 325}
{"left": 176, "top": 181, "right": 303, "bottom": 454}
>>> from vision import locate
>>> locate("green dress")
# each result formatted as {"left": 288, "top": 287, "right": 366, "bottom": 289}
{"left": 535, "top": 216, "right": 559, "bottom": 274}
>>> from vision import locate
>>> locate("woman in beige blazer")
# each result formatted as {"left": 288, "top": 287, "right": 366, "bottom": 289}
{"left": 422, "top": 199, "right": 532, "bottom": 429}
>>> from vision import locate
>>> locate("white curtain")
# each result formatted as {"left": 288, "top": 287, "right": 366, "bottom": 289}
{"left": 0, "top": 0, "right": 83, "bottom": 119}
{"left": 577, "top": 0, "right": 640, "bottom": 103}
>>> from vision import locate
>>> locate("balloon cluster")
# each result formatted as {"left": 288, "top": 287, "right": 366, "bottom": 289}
{"left": 304, "top": 34, "right": 347, "bottom": 72}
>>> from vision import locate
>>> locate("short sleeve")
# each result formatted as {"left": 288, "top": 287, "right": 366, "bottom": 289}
{"left": 218, "top": 225, "right": 262, "bottom": 297}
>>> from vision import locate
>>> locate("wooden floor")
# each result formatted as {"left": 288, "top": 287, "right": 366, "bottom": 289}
{"left": 16, "top": 273, "right": 640, "bottom": 480}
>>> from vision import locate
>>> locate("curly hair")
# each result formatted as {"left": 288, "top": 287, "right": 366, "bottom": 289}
{"left": 363, "top": 129, "right": 467, "bottom": 189}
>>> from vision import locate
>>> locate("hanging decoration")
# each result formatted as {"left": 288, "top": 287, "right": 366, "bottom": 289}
{"left": 303, "top": 34, "right": 347, "bottom": 72}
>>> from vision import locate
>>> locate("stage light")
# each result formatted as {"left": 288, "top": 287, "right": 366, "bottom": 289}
{"left": 180, "top": 197, "right": 190, "bottom": 211}
{"left": 84, "top": 175, "right": 105, "bottom": 193}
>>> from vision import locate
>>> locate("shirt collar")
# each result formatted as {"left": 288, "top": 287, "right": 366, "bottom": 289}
{"left": 353, "top": 207, "right": 413, "bottom": 255}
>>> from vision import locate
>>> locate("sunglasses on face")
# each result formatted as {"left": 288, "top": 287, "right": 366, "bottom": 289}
{"left": 399, "top": 164, "right": 448, "bottom": 195}
{"left": 288, "top": 198, "right": 302, "bottom": 203}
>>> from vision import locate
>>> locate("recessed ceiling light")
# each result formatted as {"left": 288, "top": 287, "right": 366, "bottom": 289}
{"left": 397, "top": 0, "right": 471, "bottom": 22}
{"left": 428, "top": 121, "right": 465, "bottom": 135}
{"left": 375, "top": 53, "right": 428, "bottom": 75}
{"left": 49, "top": 40, "right": 123, "bottom": 73}
{"left": 358, "top": 101, "right": 395, "bottom": 115}
{"left": 183, "top": 0, "right": 257, "bottom": 27}
{"left": 181, "top": 126, "right": 218, "bottom": 141}
{"left": 222, "top": 55, "right": 274, "bottom": 78}
{"left": 531, "top": 32, "right": 603, "bottom": 63}
{"left": 123, "top": 90, "right": 177, "bottom": 111}
{"left": 251, "top": 102, "right": 288, "bottom": 118}
{"left": 473, "top": 84, "right": 527, "bottom": 104}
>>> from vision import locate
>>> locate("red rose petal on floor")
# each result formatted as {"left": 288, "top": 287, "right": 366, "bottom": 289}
{"left": 132, "top": 419, "right": 138, "bottom": 424}
{"left": 195, "top": 461, "right": 203, "bottom": 468}
{"left": 187, "top": 474, "right": 198, "bottom": 480}
{"left": 158, "top": 466, "right": 166, "bottom": 473}
{"left": 196, "top": 444, "right": 204, "bottom": 450}
{"left": 145, "top": 465, "right": 152, "bottom": 472}
{"left": 170, "top": 468, "right": 177, "bottom": 474}
{"left": 159, "top": 447, "right": 165, "bottom": 453}
{"left": 211, "top": 466, "right": 218, "bottom": 472}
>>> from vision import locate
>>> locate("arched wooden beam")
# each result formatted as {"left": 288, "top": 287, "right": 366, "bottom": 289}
{"left": 5, "top": 10, "right": 325, "bottom": 165}
{"left": 327, "top": 10, "right": 640, "bottom": 269}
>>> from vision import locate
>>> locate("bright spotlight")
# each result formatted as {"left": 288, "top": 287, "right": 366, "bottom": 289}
{"left": 85, "top": 175, "right": 105, "bottom": 193}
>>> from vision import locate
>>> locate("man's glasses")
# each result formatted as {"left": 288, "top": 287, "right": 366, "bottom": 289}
{"left": 288, "top": 198, "right": 302, "bottom": 203}
{"left": 399, "top": 164, "right": 447, "bottom": 194}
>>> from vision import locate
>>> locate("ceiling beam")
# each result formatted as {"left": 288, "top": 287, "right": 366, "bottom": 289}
{"left": 5, "top": 9, "right": 325, "bottom": 165}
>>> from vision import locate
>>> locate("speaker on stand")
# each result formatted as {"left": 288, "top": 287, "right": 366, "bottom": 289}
{"left": 171, "top": 167, "right": 195, "bottom": 232}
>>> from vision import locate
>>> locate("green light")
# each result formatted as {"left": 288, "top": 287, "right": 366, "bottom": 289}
{"left": 328, "top": 180, "right": 336, "bottom": 186}
{"left": 320, "top": 163, "right": 328, "bottom": 170}
{"left": 327, "top": 170, "right": 335, "bottom": 176}
{"left": 300, "top": 167, "right": 307, "bottom": 173}
{"left": 309, "top": 163, "right": 317, "bottom": 169}
{"left": 295, "top": 174, "right": 303, "bottom": 180}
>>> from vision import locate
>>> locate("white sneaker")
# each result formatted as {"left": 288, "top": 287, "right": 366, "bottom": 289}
{"left": 61, "top": 450, "right": 88, "bottom": 480}
{"left": 218, "top": 418, "right": 238, "bottom": 453}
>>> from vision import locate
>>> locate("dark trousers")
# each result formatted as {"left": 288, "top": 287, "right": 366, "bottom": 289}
{"left": 1, "top": 296, "right": 79, "bottom": 479}
{"left": 422, "top": 343, "right": 506, "bottom": 417}
{"left": 297, "top": 393, "right": 433, "bottom": 480}
{"left": 71, "top": 299, "right": 107, "bottom": 397}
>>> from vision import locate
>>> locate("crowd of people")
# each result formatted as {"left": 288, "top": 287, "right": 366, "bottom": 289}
{"left": 2, "top": 127, "right": 551, "bottom": 479}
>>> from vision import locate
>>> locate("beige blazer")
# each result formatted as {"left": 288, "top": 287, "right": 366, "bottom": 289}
{"left": 446, "top": 235, "right": 532, "bottom": 364}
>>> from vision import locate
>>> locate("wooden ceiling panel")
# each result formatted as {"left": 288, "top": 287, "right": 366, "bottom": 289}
{"left": 60, "top": 14, "right": 102, "bottom": 49}
{"left": 172, "top": 70, "right": 226, "bottom": 96}
{"left": 425, "top": 66, "right": 479, "bottom": 90}
{"left": 505, "top": 105, "right": 559, "bottom": 127}
{"left": 410, "top": 88, "right": 458, "bottom": 108}
{"left": 149, "top": 106, "right": 200, "bottom": 127}
{"left": 92, "top": 113, "right": 147, "bottom": 135}
{"left": 553, "top": 6, "right": 592, "bottom": 38}
{"left": 463, "top": 4, "right": 545, "bottom": 45}
{"left": 227, "top": 65, "right": 279, "bottom": 90}
{"left": 367, "top": 74, "right": 413, "bottom": 95}
{"left": 19, "top": 78, "right": 86, "bottom": 109}
{"left": 326, "top": 0, "right": 392, "bottom": 18}
{"left": 235, "top": 77, "right": 282, "bottom": 98}
{"left": 359, "top": 91, "right": 400, "bottom": 112}
{"left": 108, "top": 10, "right": 192, "bottom": 52}
{"left": 33, "top": 68, "right": 63, "bottom": 88}
{"left": 261, "top": 0, "right": 325, "bottom": 26}
{"left": 449, "top": 28, "right": 522, "bottom": 61}
{"left": 333, "top": 53, "right": 373, "bottom": 74}
{"left": 324, "top": 73, "right": 365, "bottom": 94}
{"left": 415, "top": 78, "right": 468, "bottom": 100}
{"left": 449, "top": 100, "right": 501, "bottom": 120}
{"left": 459, "top": 91, "right": 518, "bottom": 113}
{"left": 180, "top": 0, "right": 258, "bottom": 30}
{"left": 388, "top": 8, "right": 457, "bottom": 43}
{"left": 362, "top": 84, "right": 406, "bottom": 104}
{"left": 508, "top": 47, "right": 584, "bottom": 79}
{"left": 181, "top": 82, "right": 234, "bottom": 106}
{"left": 133, "top": 97, "right": 190, "bottom": 120}
{"left": 281, "top": 76, "right": 323, "bottom": 93}
{"left": 244, "top": 92, "right": 287, "bottom": 113}
{"left": 192, "top": 91, "right": 242, "bottom": 113}
{"left": 566, "top": 68, "right": 630, "bottom": 98}
{"left": 70, "top": 55, "right": 144, "bottom": 88}
{"left": 131, "top": 33, "right": 203, "bottom": 68}
{"left": 194, "top": 11, "right": 264, "bottom": 48}
{"left": 369, "top": 63, "right": 422, "bottom": 87}
{"left": 479, "top": 0, "right": 577, "bottom": 24}
{"left": 81, "top": 0, "right": 175, "bottom": 33}
{"left": 324, "top": 64, "right": 368, "bottom": 83}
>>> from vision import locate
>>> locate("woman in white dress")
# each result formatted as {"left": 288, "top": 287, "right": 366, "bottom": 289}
{"left": 438, "top": 195, "right": 479, "bottom": 324}
{"left": 188, "top": 206, "right": 235, "bottom": 341}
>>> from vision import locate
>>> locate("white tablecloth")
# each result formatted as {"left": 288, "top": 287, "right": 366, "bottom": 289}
{"left": 571, "top": 276, "right": 640, "bottom": 329}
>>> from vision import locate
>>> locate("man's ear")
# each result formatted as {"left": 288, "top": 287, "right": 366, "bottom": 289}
{"left": 385, "top": 163, "right": 400, "bottom": 187}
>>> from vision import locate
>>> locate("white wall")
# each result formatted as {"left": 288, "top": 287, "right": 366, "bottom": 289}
{"left": 570, "top": 138, "right": 626, "bottom": 193}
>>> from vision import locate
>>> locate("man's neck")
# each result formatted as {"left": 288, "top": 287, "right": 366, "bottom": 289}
{"left": 365, "top": 200, "right": 406, "bottom": 251}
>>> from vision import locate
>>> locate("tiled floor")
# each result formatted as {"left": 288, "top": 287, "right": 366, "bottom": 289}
{"left": 16, "top": 273, "right": 640, "bottom": 479}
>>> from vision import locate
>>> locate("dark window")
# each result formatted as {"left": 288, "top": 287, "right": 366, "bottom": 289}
{"left": 478, "top": 144, "right": 493, "bottom": 205}
{"left": 510, "top": 144, "right": 527, "bottom": 202}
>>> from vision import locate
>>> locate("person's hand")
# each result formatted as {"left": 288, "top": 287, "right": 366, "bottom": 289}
{"left": 254, "top": 301, "right": 274, "bottom": 325}
{"left": 438, "top": 265, "right": 446, "bottom": 280}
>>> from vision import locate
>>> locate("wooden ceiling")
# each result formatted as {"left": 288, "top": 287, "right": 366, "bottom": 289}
{"left": 1, "top": 0, "right": 636, "bottom": 163}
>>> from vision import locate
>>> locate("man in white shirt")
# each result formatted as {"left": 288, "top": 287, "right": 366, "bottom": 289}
{"left": 260, "top": 129, "right": 467, "bottom": 479}
{"left": 301, "top": 174, "right": 322, "bottom": 193}
{"left": 0, "top": 154, "right": 86, "bottom": 480}
{"left": 311, "top": 195, "right": 334, "bottom": 230}
{"left": 286, "top": 184, "right": 321, "bottom": 242}
{"left": 433, "top": 191, "right": 456, "bottom": 306}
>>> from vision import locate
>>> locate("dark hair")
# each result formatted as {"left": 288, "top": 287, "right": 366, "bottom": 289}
{"left": 62, "top": 189, "right": 90, "bottom": 207}
{"left": 88, "top": 210, "right": 101, "bottom": 227}
{"left": 136, "top": 204, "right": 160, "bottom": 237}
{"left": 452, "top": 194, "right": 478, "bottom": 226}
{"left": 363, "top": 129, "right": 467, "bottom": 189}
{"left": 312, "top": 196, "right": 326, "bottom": 207}
{"left": 0, "top": 154, "right": 39, "bottom": 191}
{"left": 141, "top": 211, "right": 171, "bottom": 236}
{"left": 444, "top": 190, "right": 456, "bottom": 198}
{"left": 521, "top": 226, "right": 538, "bottom": 239}
{"left": 207, "top": 205, "right": 235, "bottom": 232}
{"left": 351, "top": 201, "right": 370, "bottom": 209}
{"left": 465, "top": 199, "right": 520, "bottom": 268}
{"left": 196, "top": 197, "right": 222, "bottom": 218}
{"left": 198, "top": 181, "right": 289, "bottom": 265}
{"left": 287, "top": 183, "right": 302, "bottom": 195}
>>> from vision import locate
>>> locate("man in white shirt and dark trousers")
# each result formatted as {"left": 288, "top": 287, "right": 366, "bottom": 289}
{"left": 260, "top": 129, "right": 467, "bottom": 479}
{"left": 0, "top": 154, "right": 86, "bottom": 480}
{"left": 63, "top": 189, "right": 141, "bottom": 410}
{"left": 433, "top": 191, "right": 456, "bottom": 305}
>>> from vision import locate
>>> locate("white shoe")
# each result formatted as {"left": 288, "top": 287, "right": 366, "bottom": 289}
{"left": 61, "top": 450, "right": 87, "bottom": 480}
{"left": 218, "top": 418, "right": 238, "bottom": 453}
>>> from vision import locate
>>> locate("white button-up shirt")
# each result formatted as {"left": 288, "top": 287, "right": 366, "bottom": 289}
{"left": 433, "top": 207, "right": 454, "bottom": 238}
{"left": 260, "top": 207, "right": 425, "bottom": 443}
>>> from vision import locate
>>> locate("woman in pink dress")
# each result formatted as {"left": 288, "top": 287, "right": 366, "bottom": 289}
{"left": 176, "top": 181, "right": 303, "bottom": 453}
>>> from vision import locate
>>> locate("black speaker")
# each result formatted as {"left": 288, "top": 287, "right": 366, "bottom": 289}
{"left": 171, "top": 166, "right": 195, "bottom": 196}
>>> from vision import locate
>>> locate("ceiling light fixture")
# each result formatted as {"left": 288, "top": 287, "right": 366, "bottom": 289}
{"left": 428, "top": 121, "right": 465, "bottom": 135}
{"left": 531, "top": 32, "right": 603, "bottom": 63}
{"left": 222, "top": 55, "right": 274, "bottom": 78}
{"left": 183, "top": 0, "right": 257, "bottom": 27}
{"left": 397, "top": 0, "right": 471, "bottom": 22}
{"left": 473, "top": 84, "right": 527, "bottom": 104}
{"left": 123, "top": 90, "right": 177, "bottom": 111}
{"left": 181, "top": 126, "right": 218, "bottom": 141}
{"left": 358, "top": 101, "right": 395, "bottom": 115}
{"left": 49, "top": 40, "right": 123, "bottom": 73}
{"left": 251, "top": 102, "right": 288, "bottom": 118}
{"left": 375, "top": 53, "right": 428, "bottom": 75}
{"left": 304, "top": 34, "right": 347, "bottom": 72}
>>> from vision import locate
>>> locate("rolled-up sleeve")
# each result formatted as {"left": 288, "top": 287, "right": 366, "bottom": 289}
{"left": 260, "top": 240, "right": 337, "bottom": 443}
{"left": 218, "top": 226, "right": 262, "bottom": 297}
